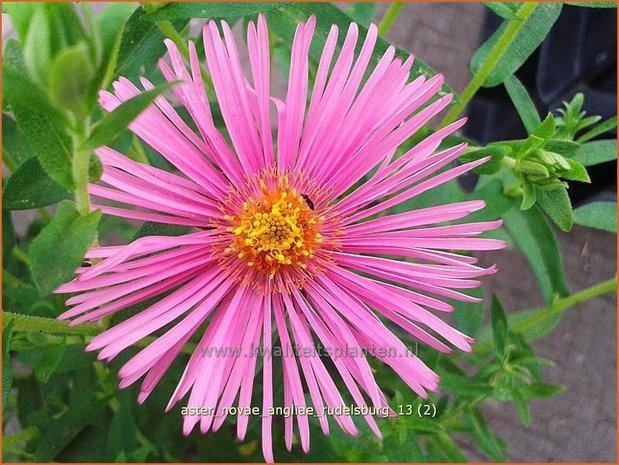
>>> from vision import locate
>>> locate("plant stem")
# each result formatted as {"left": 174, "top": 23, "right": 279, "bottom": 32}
{"left": 2, "top": 311, "right": 100, "bottom": 336}
{"left": 72, "top": 146, "right": 92, "bottom": 216}
{"left": 439, "top": 2, "right": 538, "bottom": 127}
{"left": 11, "top": 247, "right": 31, "bottom": 267}
{"left": 511, "top": 275, "right": 617, "bottom": 335}
{"left": 378, "top": 3, "right": 405, "bottom": 36}
{"left": 474, "top": 275, "right": 617, "bottom": 353}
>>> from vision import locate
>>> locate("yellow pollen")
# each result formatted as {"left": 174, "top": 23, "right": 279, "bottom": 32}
{"left": 225, "top": 178, "right": 323, "bottom": 276}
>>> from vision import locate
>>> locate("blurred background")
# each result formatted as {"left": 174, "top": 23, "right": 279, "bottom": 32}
{"left": 3, "top": 2, "right": 617, "bottom": 462}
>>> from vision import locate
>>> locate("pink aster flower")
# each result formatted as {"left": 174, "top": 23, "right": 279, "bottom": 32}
{"left": 56, "top": 14, "right": 504, "bottom": 462}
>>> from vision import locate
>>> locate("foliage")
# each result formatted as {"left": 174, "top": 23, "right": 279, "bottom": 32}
{"left": 2, "top": 2, "right": 616, "bottom": 463}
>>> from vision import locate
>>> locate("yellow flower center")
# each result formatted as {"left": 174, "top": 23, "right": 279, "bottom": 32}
{"left": 224, "top": 177, "right": 323, "bottom": 277}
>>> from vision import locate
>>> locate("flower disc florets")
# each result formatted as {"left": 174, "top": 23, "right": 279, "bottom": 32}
{"left": 218, "top": 171, "right": 327, "bottom": 280}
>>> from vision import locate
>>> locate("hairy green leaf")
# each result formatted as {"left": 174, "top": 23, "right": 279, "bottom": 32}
{"left": 29, "top": 201, "right": 101, "bottom": 294}
{"left": 132, "top": 221, "right": 192, "bottom": 241}
{"left": 520, "top": 382, "right": 565, "bottom": 398}
{"left": 577, "top": 116, "right": 617, "bottom": 143}
{"left": 566, "top": 2, "right": 617, "bottom": 7}
{"left": 572, "top": 139, "right": 617, "bottom": 167}
{"left": 22, "top": 7, "right": 52, "bottom": 85}
{"left": 2, "top": 115, "right": 33, "bottom": 170}
{"left": 146, "top": 2, "right": 286, "bottom": 21}
{"left": 536, "top": 187, "right": 573, "bottom": 232}
{"left": 115, "top": 8, "right": 187, "bottom": 83}
{"left": 11, "top": 104, "right": 74, "bottom": 190}
{"left": 471, "top": 3, "right": 562, "bottom": 87}
{"left": 34, "top": 341, "right": 66, "bottom": 383}
{"left": 491, "top": 294, "right": 508, "bottom": 356}
{"left": 504, "top": 74, "right": 540, "bottom": 134}
{"left": 503, "top": 204, "right": 570, "bottom": 304}
{"left": 48, "top": 43, "right": 95, "bottom": 112}
{"left": 345, "top": 2, "right": 378, "bottom": 27}
{"left": 483, "top": 2, "right": 522, "bottom": 20}
{"left": 2, "top": 210, "right": 16, "bottom": 268}
{"left": 573, "top": 201, "right": 617, "bottom": 233}
{"left": 3, "top": 158, "right": 72, "bottom": 210}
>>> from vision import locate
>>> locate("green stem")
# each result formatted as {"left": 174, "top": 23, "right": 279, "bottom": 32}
{"left": 378, "top": 3, "right": 405, "bottom": 36}
{"left": 439, "top": 2, "right": 538, "bottom": 127}
{"left": 511, "top": 275, "right": 617, "bottom": 335}
{"left": 71, "top": 116, "right": 92, "bottom": 217}
{"left": 474, "top": 275, "right": 617, "bottom": 353}
{"left": 12, "top": 247, "right": 31, "bottom": 267}
{"left": 2, "top": 311, "right": 100, "bottom": 336}
{"left": 72, "top": 147, "right": 92, "bottom": 216}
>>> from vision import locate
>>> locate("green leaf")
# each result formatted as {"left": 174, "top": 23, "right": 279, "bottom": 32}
{"left": 511, "top": 388, "right": 530, "bottom": 426}
{"left": 504, "top": 75, "right": 540, "bottom": 134}
{"left": 82, "top": 82, "right": 176, "bottom": 150}
{"left": 532, "top": 112, "right": 556, "bottom": 140}
{"left": 48, "top": 42, "right": 95, "bottom": 112}
{"left": 34, "top": 365, "right": 107, "bottom": 461}
{"left": 266, "top": 2, "right": 453, "bottom": 98}
{"left": 29, "top": 201, "right": 101, "bottom": 294}
{"left": 468, "top": 408, "right": 506, "bottom": 462}
{"left": 46, "top": 3, "right": 87, "bottom": 51}
{"left": 434, "top": 433, "right": 468, "bottom": 462}
{"left": 34, "top": 341, "right": 66, "bottom": 383}
{"left": 115, "top": 8, "right": 188, "bottom": 82}
{"left": 491, "top": 294, "right": 508, "bottom": 355}
{"left": 345, "top": 2, "right": 378, "bottom": 26}
{"left": 471, "top": 3, "right": 562, "bottom": 87}
{"left": 483, "top": 2, "right": 522, "bottom": 20}
{"left": 560, "top": 158, "right": 590, "bottom": 183}
{"left": 453, "top": 288, "right": 484, "bottom": 338}
{"left": 146, "top": 2, "right": 287, "bottom": 20}
{"left": 107, "top": 392, "right": 137, "bottom": 460}
{"left": 460, "top": 145, "right": 508, "bottom": 175}
{"left": 577, "top": 116, "right": 617, "bottom": 143}
{"left": 566, "top": 2, "right": 617, "bottom": 7}
{"left": 544, "top": 139, "right": 581, "bottom": 158}
{"left": 520, "top": 177, "right": 536, "bottom": 210}
{"left": 2, "top": 114, "right": 33, "bottom": 170}
{"left": 3, "top": 158, "right": 71, "bottom": 210}
{"left": 2, "top": 64, "right": 69, "bottom": 125}
{"left": 536, "top": 187, "right": 573, "bottom": 232}
{"left": 22, "top": 6, "right": 52, "bottom": 85}
{"left": 503, "top": 204, "right": 570, "bottom": 304}
{"left": 132, "top": 221, "right": 192, "bottom": 241}
{"left": 94, "top": 3, "right": 138, "bottom": 93}
{"left": 469, "top": 178, "right": 513, "bottom": 222}
{"left": 520, "top": 382, "right": 565, "bottom": 399}
{"left": 3, "top": 210, "right": 16, "bottom": 268}
{"left": 3, "top": 2, "right": 37, "bottom": 43}
{"left": 572, "top": 139, "right": 617, "bottom": 167}
{"left": 383, "top": 434, "right": 424, "bottom": 462}
{"left": 573, "top": 202, "right": 617, "bottom": 233}
{"left": 2, "top": 320, "right": 15, "bottom": 409}
{"left": 11, "top": 104, "right": 74, "bottom": 190}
